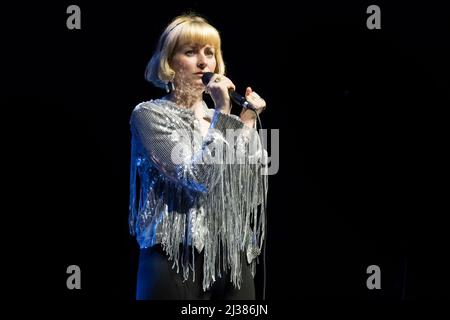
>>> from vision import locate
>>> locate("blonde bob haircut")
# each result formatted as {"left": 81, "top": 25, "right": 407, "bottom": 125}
{"left": 145, "top": 14, "right": 226, "bottom": 89}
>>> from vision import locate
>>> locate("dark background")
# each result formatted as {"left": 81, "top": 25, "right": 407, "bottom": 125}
{"left": 2, "top": 0, "right": 449, "bottom": 302}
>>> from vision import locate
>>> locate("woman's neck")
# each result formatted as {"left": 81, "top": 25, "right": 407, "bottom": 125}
{"left": 166, "top": 88, "right": 204, "bottom": 113}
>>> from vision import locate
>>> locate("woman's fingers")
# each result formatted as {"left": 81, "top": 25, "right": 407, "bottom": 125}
{"left": 206, "top": 75, "right": 235, "bottom": 94}
{"left": 245, "top": 89, "right": 266, "bottom": 111}
{"left": 206, "top": 75, "right": 236, "bottom": 112}
{"left": 240, "top": 87, "right": 267, "bottom": 124}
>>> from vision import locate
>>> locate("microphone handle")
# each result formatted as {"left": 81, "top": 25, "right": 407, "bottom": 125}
{"left": 229, "top": 91, "right": 256, "bottom": 110}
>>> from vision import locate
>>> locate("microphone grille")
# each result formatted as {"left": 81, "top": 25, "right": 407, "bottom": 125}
{"left": 201, "top": 72, "right": 215, "bottom": 85}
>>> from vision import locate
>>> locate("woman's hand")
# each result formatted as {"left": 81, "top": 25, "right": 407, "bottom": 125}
{"left": 204, "top": 74, "right": 235, "bottom": 114}
{"left": 240, "top": 87, "right": 266, "bottom": 128}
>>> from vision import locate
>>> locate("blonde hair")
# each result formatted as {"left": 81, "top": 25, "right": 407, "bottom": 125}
{"left": 145, "top": 13, "right": 225, "bottom": 89}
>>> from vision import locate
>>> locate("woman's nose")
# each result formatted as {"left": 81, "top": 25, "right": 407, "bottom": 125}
{"left": 197, "top": 60, "right": 206, "bottom": 68}
{"left": 197, "top": 54, "right": 207, "bottom": 68}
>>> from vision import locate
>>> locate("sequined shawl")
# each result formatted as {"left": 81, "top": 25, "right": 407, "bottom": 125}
{"left": 129, "top": 98, "right": 268, "bottom": 291}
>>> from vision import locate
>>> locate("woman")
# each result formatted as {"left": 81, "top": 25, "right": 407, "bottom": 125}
{"left": 129, "top": 13, "right": 268, "bottom": 299}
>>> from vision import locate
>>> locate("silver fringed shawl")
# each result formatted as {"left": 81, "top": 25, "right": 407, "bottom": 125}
{"left": 129, "top": 98, "right": 268, "bottom": 291}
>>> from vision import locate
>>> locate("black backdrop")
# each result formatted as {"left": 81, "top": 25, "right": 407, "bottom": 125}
{"left": 2, "top": 0, "right": 449, "bottom": 303}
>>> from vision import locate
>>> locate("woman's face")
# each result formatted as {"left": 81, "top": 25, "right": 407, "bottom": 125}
{"left": 170, "top": 43, "right": 217, "bottom": 91}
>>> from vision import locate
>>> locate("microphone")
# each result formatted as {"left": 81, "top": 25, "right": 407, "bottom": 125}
{"left": 202, "top": 72, "right": 256, "bottom": 110}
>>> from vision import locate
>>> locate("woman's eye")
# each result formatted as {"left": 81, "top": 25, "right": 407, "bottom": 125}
{"left": 185, "top": 50, "right": 195, "bottom": 56}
